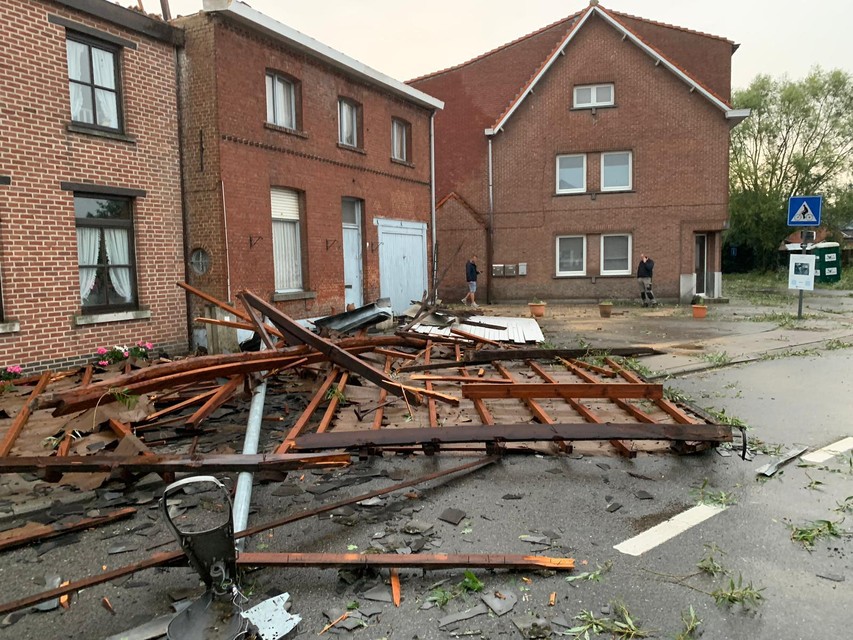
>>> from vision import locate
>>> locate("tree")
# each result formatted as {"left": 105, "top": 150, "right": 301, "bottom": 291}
{"left": 727, "top": 68, "right": 853, "bottom": 270}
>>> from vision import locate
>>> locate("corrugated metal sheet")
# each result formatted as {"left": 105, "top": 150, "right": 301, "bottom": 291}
{"left": 411, "top": 315, "right": 544, "bottom": 344}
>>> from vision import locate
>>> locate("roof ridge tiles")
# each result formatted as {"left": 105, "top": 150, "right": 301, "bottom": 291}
{"left": 607, "top": 8, "right": 735, "bottom": 45}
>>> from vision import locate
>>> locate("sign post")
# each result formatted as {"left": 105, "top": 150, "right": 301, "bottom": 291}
{"left": 787, "top": 195, "right": 822, "bottom": 319}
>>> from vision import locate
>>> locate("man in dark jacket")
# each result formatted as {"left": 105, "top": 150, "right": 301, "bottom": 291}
{"left": 637, "top": 254, "right": 657, "bottom": 307}
{"left": 462, "top": 254, "right": 481, "bottom": 308}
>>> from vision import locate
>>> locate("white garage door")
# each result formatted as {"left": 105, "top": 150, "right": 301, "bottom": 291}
{"left": 376, "top": 218, "right": 428, "bottom": 314}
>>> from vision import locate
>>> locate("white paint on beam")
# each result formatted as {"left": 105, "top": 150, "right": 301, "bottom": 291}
{"left": 801, "top": 437, "right": 853, "bottom": 464}
{"left": 614, "top": 504, "right": 726, "bottom": 556}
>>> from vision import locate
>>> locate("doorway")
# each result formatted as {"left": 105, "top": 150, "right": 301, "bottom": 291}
{"left": 342, "top": 198, "right": 363, "bottom": 308}
{"left": 695, "top": 233, "right": 708, "bottom": 296}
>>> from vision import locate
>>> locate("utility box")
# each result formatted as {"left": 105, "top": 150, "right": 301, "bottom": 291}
{"left": 504, "top": 264, "right": 517, "bottom": 277}
{"left": 492, "top": 264, "right": 505, "bottom": 277}
{"left": 814, "top": 242, "right": 841, "bottom": 283}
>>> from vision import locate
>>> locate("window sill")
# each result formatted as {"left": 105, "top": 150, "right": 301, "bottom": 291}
{"left": 570, "top": 105, "right": 616, "bottom": 112}
{"left": 264, "top": 122, "right": 309, "bottom": 139}
{"left": 272, "top": 291, "right": 316, "bottom": 303}
{"left": 553, "top": 190, "right": 635, "bottom": 198}
{"left": 0, "top": 321, "right": 21, "bottom": 334}
{"left": 554, "top": 274, "right": 586, "bottom": 278}
{"left": 67, "top": 123, "right": 137, "bottom": 144}
{"left": 599, "top": 273, "right": 632, "bottom": 278}
{"left": 391, "top": 157, "right": 415, "bottom": 168}
{"left": 337, "top": 143, "right": 366, "bottom": 155}
{"left": 74, "top": 309, "right": 151, "bottom": 326}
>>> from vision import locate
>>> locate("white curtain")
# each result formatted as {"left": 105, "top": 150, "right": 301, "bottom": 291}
{"left": 66, "top": 41, "right": 90, "bottom": 123}
{"left": 104, "top": 228, "right": 132, "bottom": 302}
{"left": 76, "top": 227, "right": 100, "bottom": 303}
{"left": 92, "top": 48, "right": 118, "bottom": 128}
{"left": 272, "top": 219, "right": 302, "bottom": 291}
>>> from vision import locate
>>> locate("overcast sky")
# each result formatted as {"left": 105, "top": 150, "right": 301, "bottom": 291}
{"left": 146, "top": 0, "right": 853, "bottom": 90}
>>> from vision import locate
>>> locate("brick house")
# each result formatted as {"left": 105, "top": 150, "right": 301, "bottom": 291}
{"left": 0, "top": 0, "right": 188, "bottom": 372}
{"left": 410, "top": 1, "right": 748, "bottom": 304}
{"left": 175, "top": 0, "right": 442, "bottom": 343}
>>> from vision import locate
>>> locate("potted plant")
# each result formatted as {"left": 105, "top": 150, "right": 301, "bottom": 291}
{"left": 692, "top": 304, "right": 708, "bottom": 319}
{"left": 598, "top": 301, "right": 613, "bottom": 318}
{"left": 528, "top": 298, "right": 547, "bottom": 318}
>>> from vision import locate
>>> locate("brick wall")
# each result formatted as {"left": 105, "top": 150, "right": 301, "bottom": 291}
{"left": 0, "top": 0, "right": 188, "bottom": 372}
{"left": 177, "top": 14, "right": 435, "bottom": 325}
{"left": 421, "top": 12, "right": 732, "bottom": 303}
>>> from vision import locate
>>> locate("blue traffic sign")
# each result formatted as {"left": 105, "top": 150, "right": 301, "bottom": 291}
{"left": 788, "top": 195, "right": 822, "bottom": 227}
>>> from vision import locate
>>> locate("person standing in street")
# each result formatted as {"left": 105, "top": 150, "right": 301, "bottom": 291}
{"left": 462, "top": 254, "right": 481, "bottom": 308}
{"left": 637, "top": 253, "right": 657, "bottom": 307}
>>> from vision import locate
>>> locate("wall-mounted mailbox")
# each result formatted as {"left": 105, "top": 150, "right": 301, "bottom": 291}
{"left": 518, "top": 262, "right": 527, "bottom": 276}
{"left": 504, "top": 264, "right": 518, "bottom": 276}
{"left": 492, "top": 264, "right": 505, "bottom": 277}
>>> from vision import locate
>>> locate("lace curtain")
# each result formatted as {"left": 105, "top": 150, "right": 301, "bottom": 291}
{"left": 76, "top": 227, "right": 100, "bottom": 303}
{"left": 104, "top": 228, "right": 132, "bottom": 302}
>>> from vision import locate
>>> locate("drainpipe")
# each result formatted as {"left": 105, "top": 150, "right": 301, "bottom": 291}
{"left": 429, "top": 111, "right": 437, "bottom": 302}
{"left": 174, "top": 37, "right": 192, "bottom": 352}
{"left": 232, "top": 378, "right": 267, "bottom": 550}
{"left": 485, "top": 130, "right": 496, "bottom": 305}
{"left": 221, "top": 180, "right": 232, "bottom": 302}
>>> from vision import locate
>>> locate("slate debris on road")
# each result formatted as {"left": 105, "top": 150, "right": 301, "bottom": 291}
{"left": 438, "top": 603, "right": 489, "bottom": 629}
{"left": 481, "top": 590, "right": 518, "bottom": 616}
{"left": 438, "top": 507, "right": 466, "bottom": 525}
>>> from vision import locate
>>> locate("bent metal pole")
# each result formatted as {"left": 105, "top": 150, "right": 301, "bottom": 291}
{"left": 233, "top": 378, "right": 267, "bottom": 551}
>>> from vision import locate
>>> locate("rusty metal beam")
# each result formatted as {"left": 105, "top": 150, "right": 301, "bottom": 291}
{"left": 0, "top": 371, "right": 52, "bottom": 456}
{"left": 237, "top": 552, "right": 574, "bottom": 571}
{"left": 0, "top": 452, "right": 350, "bottom": 474}
{"left": 462, "top": 383, "right": 663, "bottom": 400}
{"left": 0, "top": 507, "right": 137, "bottom": 552}
{"left": 293, "top": 422, "right": 732, "bottom": 450}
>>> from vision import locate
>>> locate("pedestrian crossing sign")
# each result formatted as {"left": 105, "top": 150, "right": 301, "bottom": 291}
{"left": 788, "top": 195, "right": 822, "bottom": 227}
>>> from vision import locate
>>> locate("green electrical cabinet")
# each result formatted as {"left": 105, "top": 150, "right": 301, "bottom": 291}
{"left": 814, "top": 242, "right": 841, "bottom": 283}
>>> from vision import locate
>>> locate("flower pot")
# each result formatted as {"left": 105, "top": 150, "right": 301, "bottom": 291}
{"left": 528, "top": 302, "right": 546, "bottom": 318}
{"left": 692, "top": 304, "right": 708, "bottom": 319}
{"left": 598, "top": 303, "right": 613, "bottom": 318}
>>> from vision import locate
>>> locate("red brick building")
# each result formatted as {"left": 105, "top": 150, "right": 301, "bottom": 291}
{"left": 175, "top": 1, "right": 442, "bottom": 343}
{"left": 410, "top": 2, "right": 748, "bottom": 304}
{"left": 0, "top": 0, "right": 188, "bottom": 372}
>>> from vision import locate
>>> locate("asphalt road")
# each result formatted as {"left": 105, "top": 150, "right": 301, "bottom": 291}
{"left": 2, "top": 300, "right": 852, "bottom": 639}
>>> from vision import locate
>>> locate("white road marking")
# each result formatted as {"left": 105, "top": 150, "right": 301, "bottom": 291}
{"left": 614, "top": 504, "right": 727, "bottom": 556}
{"left": 801, "top": 437, "right": 853, "bottom": 464}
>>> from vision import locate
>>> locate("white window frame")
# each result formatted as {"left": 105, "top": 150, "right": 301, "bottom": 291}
{"left": 555, "top": 154, "right": 586, "bottom": 194}
{"left": 338, "top": 98, "right": 359, "bottom": 147}
{"left": 265, "top": 72, "right": 296, "bottom": 129}
{"left": 573, "top": 83, "right": 614, "bottom": 109}
{"left": 270, "top": 188, "right": 303, "bottom": 292}
{"left": 600, "top": 233, "right": 632, "bottom": 276}
{"left": 391, "top": 118, "right": 409, "bottom": 162}
{"left": 555, "top": 235, "right": 586, "bottom": 276}
{"left": 601, "top": 151, "right": 633, "bottom": 192}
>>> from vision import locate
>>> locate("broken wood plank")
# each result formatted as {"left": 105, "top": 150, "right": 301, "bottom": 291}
{"left": 178, "top": 280, "right": 250, "bottom": 322}
{"left": 0, "top": 452, "right": 350, "bottom": 474}
{"left": 391, "top": 568, "right": 401, "bottom": 606}
{"left": 568, "top": 358, "right": 617, "bottom": 378}
{"left": 242, "top": 291, "right": 426, "bottom": 405}
{"left": 184, "top": 374, "right": 243, "bottom": 428}
{"left": 374, "top": 348, "right": 419, "bottom": 361}
{"left": 462, "top": 383, "right": 663, "bottom": 400}
{"left": 372, "top": 357, "right": 393, "bottom": 430}
{"left": 606, "top": 357, "right": 698, "bottom": 425}
{"left": 293, "top": 422, "right": 732, "bottom": 450}
{"left": 398, "top": 347, "right": 658, "bottom": 372}
{"left": 276, "top": 368, "right": 339, "bottom": 453}
{"left": 0, "top": 507, "right": 137, "bottom": 552}
{"left": 0, "top": 371, "right": 52, "bottom": 456}
{"left": 409, "top": 375, "right": 514, "bottom": 384}
{"left": 450, "top": 328, "right": 503, "bottom": 347}
{"left": 107, "top": 419, "right": 154, "bottom": 457}
{"left": 237, "top": 552, "right": 574, "bottom": 571}
{"left": 239, "top": 292, "right": 279, "bottom": 349}
{"left": 317, "top": 371, "right": 349, "bottom": 434}
{"left": 144, "top": 389, "right": 219, "bottom": 422}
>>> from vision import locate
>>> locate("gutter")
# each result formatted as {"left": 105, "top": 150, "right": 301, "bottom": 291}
{"left": 485, "top": 129, "right": 496, "bottom": 305}
{"left": 430, "top": 111, "right": 438, "bottom": 301}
